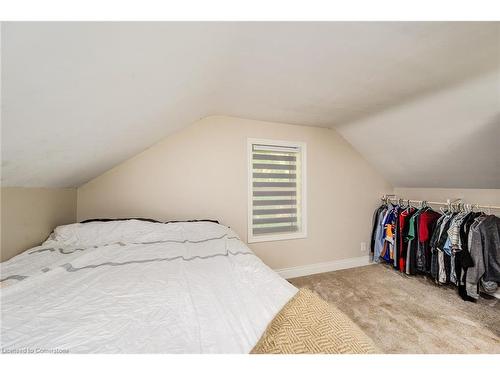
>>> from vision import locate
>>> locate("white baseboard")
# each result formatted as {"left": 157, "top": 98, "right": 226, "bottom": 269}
{"left": 275, "top": 256, "right": 500, "bottom": 299}
{"left": 274, "top": 255, "right": 372, "bottom": 280}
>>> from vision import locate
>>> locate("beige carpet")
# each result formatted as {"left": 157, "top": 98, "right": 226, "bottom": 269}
{"left": 289, "top": 264, "right": 500, "bottom": 354}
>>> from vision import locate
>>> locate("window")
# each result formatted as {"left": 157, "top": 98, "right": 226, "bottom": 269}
{"left": 247, "top": 139, "right": 307, "bottom": 243}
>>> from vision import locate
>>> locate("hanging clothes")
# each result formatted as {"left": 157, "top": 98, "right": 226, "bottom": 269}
{"left": 466, "top": 215, "right": 500, "bottom": 300}
{"left": 398, "top": 207, "right": 416, "bottom": 272}
{"left": 406, "top": 208, "right": 425, "bottom": 275}
{"left": 371, "top": 204, "right": 389, "bottom": 262}
{"left": 429, "top": 213, "right": 446, "bottom": 280}
{"left": 456, "top": 212, "right": 482, "bottom": 301}
{"left": 417, "top": 209, "right": 441, "bottom": 273}
{"left": 393, "top": 206, "right": 401, "bottom": 269}
{"left": 370, "top": 204, "right": 387, "bottom": 255}
{"left": 436, "top": 212, "right": 457, "bottom": 284}
{"left": 381, "top": 205, "right": 398, "bottom": 263}
{"left": 370, "top": 197, "right": 500, "bottom": 303}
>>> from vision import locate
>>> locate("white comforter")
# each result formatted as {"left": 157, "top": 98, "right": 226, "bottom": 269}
{"left": 0, "top": 220, "right": 297, "bottom": 353}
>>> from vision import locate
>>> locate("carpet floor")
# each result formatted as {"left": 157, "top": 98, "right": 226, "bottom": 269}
{"left": 289, "top": 264, "right": 500, "bottom": 354}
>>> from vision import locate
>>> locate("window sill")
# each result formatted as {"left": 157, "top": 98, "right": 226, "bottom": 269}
{"left": 247, "top": 232, "right": 307, "bottom": 244}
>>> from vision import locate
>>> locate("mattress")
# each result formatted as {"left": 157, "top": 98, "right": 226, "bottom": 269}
{"left": 0, "top": 220, "right": 297, "bottom": 353}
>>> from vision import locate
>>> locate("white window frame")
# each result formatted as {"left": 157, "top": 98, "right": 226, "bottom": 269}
{"left": 247, "top": 138, "right": 307, "bottom": 243}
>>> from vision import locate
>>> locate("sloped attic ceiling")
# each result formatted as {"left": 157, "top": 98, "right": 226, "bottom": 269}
{"left": 1, "top": 22, "right": 499, "bottom": 188}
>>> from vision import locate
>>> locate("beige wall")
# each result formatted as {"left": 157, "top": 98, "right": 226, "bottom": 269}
{"left": 1, "top": 187, "right": 77, "bottom": 261}
{"left": 394, "top": 187, "right": 500, "bottom": 208}
{"left": 77, "top": 116, "right": 393, "bottom": 269}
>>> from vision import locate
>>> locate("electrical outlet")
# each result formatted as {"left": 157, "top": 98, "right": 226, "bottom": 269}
{"left": 360, "top": 242, "right": 367, "bottom": 253}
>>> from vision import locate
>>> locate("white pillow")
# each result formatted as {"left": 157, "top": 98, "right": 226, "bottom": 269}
{"left": 50, "top": 220, "right": 173, "bottom": 247}
{"left": 48, "top": 219, "right": 232, "bottom": 248}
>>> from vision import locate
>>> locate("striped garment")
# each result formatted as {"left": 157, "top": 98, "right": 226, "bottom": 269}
{"left": 446, "top": 211, "right": 470, "bottom": 251}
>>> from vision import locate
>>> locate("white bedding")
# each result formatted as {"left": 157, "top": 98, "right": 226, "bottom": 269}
{"left": 0, "top": 220, "right": 297, "bottom": 353}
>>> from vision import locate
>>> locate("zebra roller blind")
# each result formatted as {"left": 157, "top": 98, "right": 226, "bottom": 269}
{"left": 249, "top": 141, "right": 306, "bottom": 242}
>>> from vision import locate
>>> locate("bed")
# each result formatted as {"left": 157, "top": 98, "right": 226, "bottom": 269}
{"left": 1, "top": 220, "right": 376, "bottom": 354}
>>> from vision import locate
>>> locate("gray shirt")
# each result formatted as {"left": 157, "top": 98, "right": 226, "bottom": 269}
{"left": 466, "top": 215, "right": 500, "bottom": 299}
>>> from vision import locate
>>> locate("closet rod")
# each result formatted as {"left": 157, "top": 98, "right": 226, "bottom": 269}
{"left": 381, "top": 195, "right": 500, "bottom": 211}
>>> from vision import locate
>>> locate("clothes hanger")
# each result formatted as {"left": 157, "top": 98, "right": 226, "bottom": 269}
{"left": 398, "top": 198, "right": 406, "bottom": 209}
{"left": 404, "top": 199, "right": 413, "bottom": 213}
{"left": 420, "top": 200, "right": 428, "bottom": 210}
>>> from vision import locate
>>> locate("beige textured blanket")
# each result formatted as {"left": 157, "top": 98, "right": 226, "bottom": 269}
{"left": 251, "top": 288, "right": 378, "bottom": 354}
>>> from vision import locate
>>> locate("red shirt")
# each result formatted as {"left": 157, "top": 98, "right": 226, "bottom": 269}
{"left": 418, "top": 210, "right": 441, "bottom": 243}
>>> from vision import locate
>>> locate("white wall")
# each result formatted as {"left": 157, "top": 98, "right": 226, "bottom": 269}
{"left": 1, "top": 187, "right": 77, "bottom": 261}
{"left": 77, "top": 116, "right": 393, "bottom": 270}
{"left": 394, "top": 187, "right": 500, "bottom": 209}
{"left": 336, "top": 70, "right": 500, "bottom": 188}
{"left": 4, "top": 22, "right": 498, "bottom": 189}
